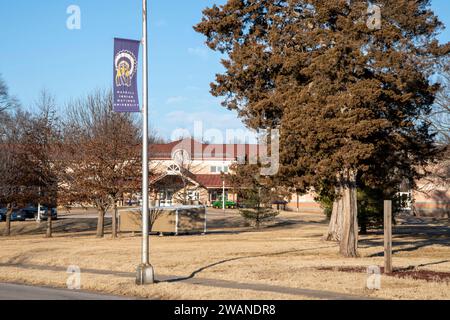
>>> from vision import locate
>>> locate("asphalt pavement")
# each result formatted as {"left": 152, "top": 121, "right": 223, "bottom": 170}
{"left": 0, "top": 283, "right": 132, "bottom": 300}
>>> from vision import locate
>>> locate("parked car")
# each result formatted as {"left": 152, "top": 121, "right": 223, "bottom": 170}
{"left": 272, "top": 200, "right": 288, "bottom": 211}
{"left": 20, "top": 205, "right": 56, "bottom": 220}
{"left": 0, "top": 208, "right": 27, "bottom": 222}
{"left": 39, "top": 207, "right": 58, "bottom": 220}
{"left": 0, "top": 208, "right": 6, "bottom": 221}
{"left": 127, "top": 199, "right": 140, "bottom": 206}
{"left": 11, "top": 209, "right": 26, "bottom": 221}
{"left": 236, "top": 200, "right": 249, "bottom": 209}
{"left": 212, "top": 199, "right": 237, "bottom": 209}
{"left": 22, "top": 206, "right": 44, "bottom": 220}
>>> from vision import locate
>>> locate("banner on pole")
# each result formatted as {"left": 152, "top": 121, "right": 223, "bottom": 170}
{"left": 113, "top": 38, "right": 141, "bottom": 112}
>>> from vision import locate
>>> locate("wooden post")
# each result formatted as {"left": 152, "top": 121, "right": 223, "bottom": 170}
{"left": 384, "top": 200, "right": 393, "bottom": 274}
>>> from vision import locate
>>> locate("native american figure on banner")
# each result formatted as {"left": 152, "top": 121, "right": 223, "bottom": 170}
{"left": 113, "top": 38, "right": 140, "bottom": 112}
{"left": 115, "top": 50, "right": 137, "bottom": 87}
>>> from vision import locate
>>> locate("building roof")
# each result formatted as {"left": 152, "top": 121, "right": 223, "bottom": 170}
{"left": 194, "top": 174, "right": 224, "bottom": 188}
{"left": 150, "top": 172, "right": 225, "bottom": 189}
{"left": 149, "top": 138, "right": 260, "bottom": 161}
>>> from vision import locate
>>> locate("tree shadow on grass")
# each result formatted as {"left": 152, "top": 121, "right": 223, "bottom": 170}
{"left": 1, "top": 248, "right": 55, "bottom": 265}
{"left": 0, "top": 218, "right": 112, "bottom": 238}
{"left": 197, "top": 215, "right": 320, "bottom": 235}
{"left": 160, "top": 244, "right": 336, "bottom": 284}
{"left": 360, "top": 223, "right": 450, "bottom": 257}
{"left": 403, "top": 259, "right": 450, "bottom": 270}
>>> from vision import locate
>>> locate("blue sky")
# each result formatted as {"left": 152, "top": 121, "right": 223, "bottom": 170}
{"left": 0, "top": 0, "right": 449, "bottom": 140}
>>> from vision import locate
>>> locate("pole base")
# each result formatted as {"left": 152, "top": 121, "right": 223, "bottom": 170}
{"left": 136, "top": 264, "right": 155, "bottom": 285}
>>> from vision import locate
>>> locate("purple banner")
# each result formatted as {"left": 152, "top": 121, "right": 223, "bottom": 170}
{"left": 113, "top": 38, "right": 140, "bottom": 112}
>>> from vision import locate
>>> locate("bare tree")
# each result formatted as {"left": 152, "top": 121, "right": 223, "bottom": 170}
{"left": 428, "top": 58, "right": 450, "bottom": 145}
{"left": 62, "top": 90, "right": 141, "bottom": 238}
{"left": 0, "top": 110, "right": 38, "bottom": 236}
{"left": 24, "top": 91, "right": 62, "bottom": 238}
{"left": 0, "top": 75, "right": 10, "bottom": 113}
{"left": 0, "top": 74, "right": 19, "bottom": 113}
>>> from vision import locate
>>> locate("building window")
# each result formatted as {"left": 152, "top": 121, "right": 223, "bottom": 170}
{"left": 211, "top": 165, "right": 228, "bottom": 173}
{"left": 167, "top": 164, "right": 180, "bottom": 174}
{"left": 210, "top": 191, "right": 218, "bottom": 201}
{"left": 237, "top": 155, "right": 246, "bottom": 164}
{"left": 188, "top": 191, "right": 200, "bottom": 201}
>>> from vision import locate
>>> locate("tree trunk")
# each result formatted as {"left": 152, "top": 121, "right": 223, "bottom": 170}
{"left": 339, "top": 170, "right": 359, "bottom": 257}
{"left": 360, "top": 218, "right": 367, "bottom": 235}
{"left": 96, "top": 209, "right": 105, "bottom": 238}
{"left": 112, "top": 202, "right": 118, "bottom": 239}
{"left": 4, "top": 208, "right": 12, "bottom": 237}
{"left": 46, "top": 212, "right": 52, "bottom": 238}
{"left": 324, "top": 171, "right": 359, "bottom": 257}
{"left": 255, "top": 210, "right": 261, "bottom": 229}
{"left": 324, "top": 186, "right": 344, "bottom": 242}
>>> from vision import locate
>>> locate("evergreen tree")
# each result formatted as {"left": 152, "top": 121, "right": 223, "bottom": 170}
{"left": 196, "top": 0, "right": 449, "bottom": 256}
{"left": 228, "top": 163, "right": 284, "bottom": 229}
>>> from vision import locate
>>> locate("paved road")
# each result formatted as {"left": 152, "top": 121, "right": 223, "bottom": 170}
{"left": 0, "top": 283, "right": 132, "bottom": 300}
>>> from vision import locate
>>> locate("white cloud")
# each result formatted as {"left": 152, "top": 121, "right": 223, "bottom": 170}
{"left": 185, "top": 85, "right": 201, "bottom": 91}
{"left": 166, "top": 96, "right": 187, "bottom": 105}
{"left": 154, "top": 19, "right": 167, "bottom": 28}
{"left": 187, "top": 47, "right": 209, "bottom": 59}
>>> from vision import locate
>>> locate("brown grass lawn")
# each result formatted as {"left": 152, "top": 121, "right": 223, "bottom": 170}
{"left": 0, "top": 209, "right": 449, "bottom": 300}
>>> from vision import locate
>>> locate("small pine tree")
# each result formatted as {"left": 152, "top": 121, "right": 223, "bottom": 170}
{"left": 238, "top": 186, "right": 280, "bottom": 229}
{"left": 240, "top": 207, "right": 279, "bottom": 230}
{"left": 228, "top": 164, "right": 280, "bottom": 229}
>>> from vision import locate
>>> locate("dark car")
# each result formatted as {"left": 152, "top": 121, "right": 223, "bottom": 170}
{"left": 0, "top": 208, "right": 6, "bottom": 221}
{"left": 22, "top": 206, "right": 40, "bottom": 219}
{"left": 272, "top": 200, "right": 288, "bottom": 211}
{"left": 21, "top": 206, "right": 57, "bottom": 220}
{"left": 40, "top": 207, "right": 58, "bottom": 220}
{"left": 0, "top": 208, "right": 27, "bottom": 221}
{"left": 11, "top": 209, "right": 26, "bottom": 221}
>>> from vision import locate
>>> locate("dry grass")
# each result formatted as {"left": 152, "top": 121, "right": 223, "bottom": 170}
{"left": 0, "top": 209, "right": 449, "bottom": 300}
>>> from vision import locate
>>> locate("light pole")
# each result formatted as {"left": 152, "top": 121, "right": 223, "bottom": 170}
{"left": 37, "top": 186, "right": 42, "bottom": 222}
{"left": 221, "top": 171, "right": 225, "bottom": 211}
{"left": 136, "top": 0, "right": 154, "bottom": 285}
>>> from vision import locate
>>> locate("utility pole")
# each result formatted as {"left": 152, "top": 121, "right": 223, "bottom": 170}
{"left": 37, "top": 187, "right": 42, "bottom": 222}
{"left": 136, "top": 0, "right": 154, "bottom": 285}
{"left": 221, "top": 171, "right": 225, "bottom": 211}
{"left": 384, "top": 200, "right": 393, "bottom": 274}
{"left": 37, "top": 203, "right": 41, "bottom": 222}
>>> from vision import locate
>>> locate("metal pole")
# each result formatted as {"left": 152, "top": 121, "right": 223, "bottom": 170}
{"left": 222, "top": 174, "right": 225, "bottom": 211}
{"left": 136, "top": 0, "right": 154, "bottom": 285}
{"left": 384, "top": 200, "right": 393, "bottom": 274}
{"left": 37, "top": 186, "right": 41, "bottom": 222}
